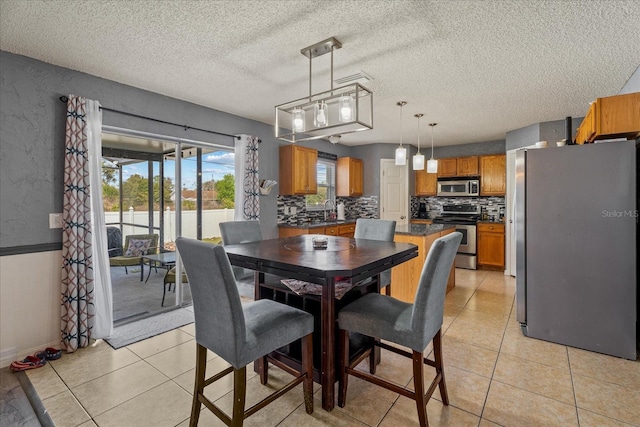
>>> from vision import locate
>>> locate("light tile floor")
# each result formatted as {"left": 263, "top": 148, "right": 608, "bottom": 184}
{"left": 26, "top": 270, "right": 639, "bottom": 426}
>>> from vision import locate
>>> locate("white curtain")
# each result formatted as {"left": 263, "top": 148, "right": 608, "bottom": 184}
{"left": 234, "top": 134, "right": 260, "bottom": 220}
{"left": 87, "top": 100, "right": 113, "bottom": 338}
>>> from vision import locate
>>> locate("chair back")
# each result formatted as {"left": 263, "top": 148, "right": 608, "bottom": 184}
{"left": 176, "top": 237, "right": 246, "bottom": 365}
{"left": 106, "top": 227, "right": 123, "bottom": 257}
{"left": 219, "top": 220, "right": 263, "bottom": 245}
{"left": 411, "top": 232, "right": 462, "bottom": 343}
{"left": 122, "top": 233, "right": 159, "bottom": 256}
{"left": 354, "top": 219, "right": 396, "bottom": 241}
{"left": 220, "top": 221, "right": 262, "bottom": 281}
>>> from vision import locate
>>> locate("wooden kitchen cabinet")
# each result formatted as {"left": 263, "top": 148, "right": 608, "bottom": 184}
{"left": 337, "top": 223, "right": 355, "bottom": 237}
{"left": 574, "top": 92, "right": 640, "bottom": 144}
{"left": 278, "top": 224, "right": 345, "bottom": 238}
{"left": 415, "top": 169, "right": 437, "bottom": 196}
{"left": 437, "top": 158, "right": 458, "bottom": 177}
{"left": 337, "top": 157, "right": 364, "bottom": 196}
{"left": 410, "top": 219, "right": 433, "bottom": 224}
{"left": 480, "top": 154, "right": 506, "bottom": 196}
{"left": 456, "top": 156, "right": 479, "bottom": 176}
{"left": 477, "top": 222, "right": 505, "bottom": 269}
{"left": 279, "top": 145, "right": 317, "bottom": 195}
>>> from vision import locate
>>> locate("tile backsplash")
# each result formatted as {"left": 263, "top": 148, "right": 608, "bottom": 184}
{"left": 278, "top": 195, "right": 378, "bottom": 225}
{"left": 411, "top": 196, "right": 506, "bottom": 220}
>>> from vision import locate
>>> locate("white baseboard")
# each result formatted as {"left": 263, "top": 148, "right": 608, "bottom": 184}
{"left": 0, "top": 340, "right": 63, "bottom": 369}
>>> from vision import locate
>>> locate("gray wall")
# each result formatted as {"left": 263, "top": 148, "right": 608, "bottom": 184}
{"left": 620, "top": 64, "right": 640, "bottom": 94}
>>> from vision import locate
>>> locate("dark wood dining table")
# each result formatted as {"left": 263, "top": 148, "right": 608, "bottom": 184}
{"left": 223, "top": 234, "right": 418, "bottom": 411}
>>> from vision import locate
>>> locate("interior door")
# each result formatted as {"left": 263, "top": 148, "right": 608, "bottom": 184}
{"left": 380, "top": 159, "right": 408, "bottom": 225}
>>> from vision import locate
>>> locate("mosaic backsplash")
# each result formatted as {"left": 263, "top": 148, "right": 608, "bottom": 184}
{"left": 411, "top": 196, "right": 506, "bottom": 221}
{"left": 277, "top": 195, "right": 378, "bottom": 225}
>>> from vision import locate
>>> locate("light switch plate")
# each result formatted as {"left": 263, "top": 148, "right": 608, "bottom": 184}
{"left": 49, "top": 213, "right": 63, "bottom": 229}
{"left": 284, "top": 207, "right": 290, "bottom": 215}
{"left": 290, "top": 207, "right": 297, "bottom": 215}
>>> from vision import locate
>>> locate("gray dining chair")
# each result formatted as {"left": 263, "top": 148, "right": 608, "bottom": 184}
{"left": 337, "top": 232, "right": 462, "bottom": 427}
{"left": 354, "top": 218, "right": 396, "bottom": 295}
{"left": 219, "top": 220, "right": 262, "bottom": 283}
{"left": 175, "top": 237, "right": 314, "bottom": 427}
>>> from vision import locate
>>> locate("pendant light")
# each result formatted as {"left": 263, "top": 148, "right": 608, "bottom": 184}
{"left": 395, "top": 101, "right": 407, "bottom": 165}
{"left": 427, "top": 123, "right": 438, "bottom": 173}
{"left": 413, "top": 113, "right": 425, "bottom": 170}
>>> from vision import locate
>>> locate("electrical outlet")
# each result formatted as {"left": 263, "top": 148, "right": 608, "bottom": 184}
{"left": 284, "top": 207, "right": 290, "bottom": 215}
{"left": 290, "top": 207, "right": 297, "bottom": 215}
{"left": 49, "top": 213, "right": 63, "bottom": 229}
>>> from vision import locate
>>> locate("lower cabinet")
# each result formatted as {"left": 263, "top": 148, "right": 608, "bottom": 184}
{"left": 278, "top": 223, "right": 354, "bottom": 238}
{"left": 477, "top": 223, "right": 505, "bottom": 269}
{"left": 337, "top": 223, "right": 355, "bottom": 237}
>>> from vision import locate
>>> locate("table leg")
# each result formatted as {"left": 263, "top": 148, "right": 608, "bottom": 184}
{"left": 254, "top": 271, "right": 268, "bottom": 385}
{"left": 144, "top": 261, "right": 155, "bottom": 283}
{"left": 321, "top": 277, "right": 336, "bottom": 411}
{"left": 140, "top": 258, "right": 144, "bottom": 281}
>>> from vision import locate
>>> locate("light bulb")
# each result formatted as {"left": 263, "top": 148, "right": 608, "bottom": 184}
{"left": 395, "top": 146, "right": 407, "bottom": 165}
{"left": 314, "top": 102, "right": 328, "bottom": 127}
{"left": 292, "top": 108, "right": 305, "bottom": 132}
{"left": 413, "top": 153, "right": 425, "bottom": 170}
{"left": 339, "top": 95, "right": 353, "bottom": 122}
{"left": 427, "top": 158, "right": 438, "bottom": 173}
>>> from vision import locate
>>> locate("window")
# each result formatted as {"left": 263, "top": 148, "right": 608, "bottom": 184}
{"left": 305, "top": 159, "right": 335, "bottom": 210}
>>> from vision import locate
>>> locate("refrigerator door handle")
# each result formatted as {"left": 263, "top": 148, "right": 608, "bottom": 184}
{"left": 515, "top": 150, "right": 527, "bottom": 325}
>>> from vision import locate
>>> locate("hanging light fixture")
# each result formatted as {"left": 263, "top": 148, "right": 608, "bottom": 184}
{"left": 427, "top": 123, "right": 438, "bottom": 173}
{"left": 413, "top": 113, "right": 425, "bottom": 170}
{"left": 275, "top": 37, "right": 373, "bottom": 143}
{"left": 395, "top": 101, "right": 407, "bottom": 165}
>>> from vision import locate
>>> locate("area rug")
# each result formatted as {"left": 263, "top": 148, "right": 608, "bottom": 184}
{"left": 106, "top": 308, "right": 194, "bottom": 349}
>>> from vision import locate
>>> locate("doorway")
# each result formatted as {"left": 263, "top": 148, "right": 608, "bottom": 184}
{"left": 379, "top": 159, "right": 409, "bottom": 225}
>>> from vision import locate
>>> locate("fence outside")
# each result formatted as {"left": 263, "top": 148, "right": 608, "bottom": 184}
{"left": 105, "top": 207, "right": 236, "bottom": 243}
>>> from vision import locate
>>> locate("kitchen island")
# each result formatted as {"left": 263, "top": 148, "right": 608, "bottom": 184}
{"left": 391, "top": 223, "right": 457, "bottom": 303}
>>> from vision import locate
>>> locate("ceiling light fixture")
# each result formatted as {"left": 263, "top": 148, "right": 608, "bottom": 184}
{"left": 413, "top": 113, "right": 425, "bottom": 170}
{"left": 275, "top": 37, "right": 373, "bottom": 143}
{"left": 328, "top": 135, "right": 341, "bottom": 144}
{"left": 427, "top": 123, "right": 438, "bottom": 173}
{"left": 395, "top": 101, "right": 407, "bottom": 165}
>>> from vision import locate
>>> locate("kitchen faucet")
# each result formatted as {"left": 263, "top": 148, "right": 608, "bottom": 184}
{"left": 324, "top": 199, "right": 335, "bottom": 221}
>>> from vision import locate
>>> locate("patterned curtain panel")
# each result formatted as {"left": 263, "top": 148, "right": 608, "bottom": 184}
{"left": 61, "top": 95, "right": 113, "bottom": 352}
{"left": 234, "top": 135, "right": 260, "bottom": 220}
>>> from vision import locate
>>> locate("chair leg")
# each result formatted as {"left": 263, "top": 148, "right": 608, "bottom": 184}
{"left": 384, "top": 284, "right": 391, "bottom": 296}
{"left": 302, "top": 333, "right": 314, "bottom": 414}
{"left": 369, "top": 338, "right": 378, "bottom": 374}
{"left": 189, "top": 344, "right": 207, "bottom": 427}
{"left": 124, "top": 266, "right": 128, "bottom": 274}
{"left": 231, "top": 367, "right": 247, "bottom": 427}
{"left": 413, "top": 350, "right": 428, "bottom": 427}
{"left": 258, "top": 355, "right": 268, "bottom": 385}
{"left": 337, "top": 328, "right": 349, "bottom": 408}
{"left": 433, "top": 329, "right": 449, "bottom": 405}
{"left": 162, "top": 283, "right": 167, "bottom": 307}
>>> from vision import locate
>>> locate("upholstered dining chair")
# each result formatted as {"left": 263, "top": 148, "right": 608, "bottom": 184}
{"left": 337, "top": 232, "right": 462, "bottom": 427}
{"left": 219, "top": 220, "right": 262, "bottom": 282}
{"left": 109, "top": 233, "right": 159, "bottom": 275}
{"left": 354, "top": 218, "right": 396, "bottom": 295}
{"left": 175, "top": 237, "right": 314, "bottom": 427}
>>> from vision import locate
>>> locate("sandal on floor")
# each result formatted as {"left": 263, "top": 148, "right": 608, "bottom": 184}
{"left": 35, "top": 347, "right": 62, "bottom": 361}
{"left": 10, "top": 355, "right": 46, "bottom": 372}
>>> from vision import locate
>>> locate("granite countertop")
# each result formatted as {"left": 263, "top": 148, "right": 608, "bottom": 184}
{"left": 278, "top": 219, "right": 358, "bottom": 229}
{"left": 395, "top": 223, "right": 456, "bottom": 236}
{"left": 477, "top": 220, "right": 506, "bottom": 225}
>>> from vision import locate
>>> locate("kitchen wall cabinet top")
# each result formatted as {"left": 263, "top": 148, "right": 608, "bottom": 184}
{"left": 436, "top": 156, "right": 479, "bottom": 177}
{"left": 415, "top": 169, "right": 437, "bottom": 196}
{"left": 337, "top": 157, "right": 364, "bottom": 197}
{"left": 279, "top": 145, "right": 318, "bottom": 195}
{"left": 574, "top": 92, "right": 640, "bottom": 144}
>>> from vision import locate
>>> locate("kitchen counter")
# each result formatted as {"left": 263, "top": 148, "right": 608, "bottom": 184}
{"left": 395, "top": 223, "right": 455, "bottom": 236}
{"left": 278, "top": 219, "right": 357, "bottom": 229}
{"left": 477, "top": 220, "right": 505, "bottom": 225}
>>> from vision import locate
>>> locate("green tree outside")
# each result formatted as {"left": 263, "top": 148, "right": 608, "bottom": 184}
{"left": 215, "top": 174, "right": 235, "bottom": 209}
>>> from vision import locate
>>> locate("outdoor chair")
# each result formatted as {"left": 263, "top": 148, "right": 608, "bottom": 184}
{"left": 354, "top": 218, "right": 396, "bottom": 295}
{"left": 175, "top": 237, "right": 314, "bottom": 427}
{"left": 161, "top": 266, "right": 188, "bottom": 307}
{"left": 337, "top": 232, "right": 462, "bottom": 427}
{"left": 109, "top": 233, "right": 159, "bottom": 275}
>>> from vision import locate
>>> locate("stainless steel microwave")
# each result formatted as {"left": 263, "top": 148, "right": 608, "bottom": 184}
{"left": 437, "top": 178, "right": 480, "bottom": 197}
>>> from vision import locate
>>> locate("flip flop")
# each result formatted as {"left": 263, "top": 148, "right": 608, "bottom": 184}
{"left": 10, "top": 355, "right": 46, "bottom": 372}
{"left": 35, "top": 347, "right": 62, "bottom": 361}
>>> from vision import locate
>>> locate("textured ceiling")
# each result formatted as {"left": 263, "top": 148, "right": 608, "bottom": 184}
{"left": 1, "top": 0, "right": 639, "bottom": 147}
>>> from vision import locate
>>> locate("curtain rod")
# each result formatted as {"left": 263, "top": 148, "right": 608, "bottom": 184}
{"left": 59, "top": 95, "right": 242, "bottom": 141}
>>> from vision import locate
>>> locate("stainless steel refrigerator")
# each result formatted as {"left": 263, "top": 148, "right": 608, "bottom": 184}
{"left": 515, "top": 140, "right": 638, "bottom": 360}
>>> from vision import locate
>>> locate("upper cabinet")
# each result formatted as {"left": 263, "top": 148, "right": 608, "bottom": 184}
{"left": 437, "top": 156, "right": 478, "bottom": 177}
{"left": 480, "top": 154, "right": 506, "bottom": 196}
{"left": 415, "top": 169, "right": 437, "bottom": 196}
{"left": 574, "top": 92, "right": 640, "bottom": 144}
{"left": 279, "top": 145, "right": 317, "bottom": 195}
{"left": 337, "top": 157, "right": 364, "bottom": 196}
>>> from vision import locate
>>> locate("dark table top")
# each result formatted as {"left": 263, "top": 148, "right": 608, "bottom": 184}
{"left": 223, "top": 235, "right": 417, "bottom": 284}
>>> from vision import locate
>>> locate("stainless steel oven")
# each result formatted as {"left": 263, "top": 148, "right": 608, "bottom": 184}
{"left": 432, "top": 204, "right": 480, "bottom": 270}
{"left": 437, "top": 178, "right": 480, "bottom": 197}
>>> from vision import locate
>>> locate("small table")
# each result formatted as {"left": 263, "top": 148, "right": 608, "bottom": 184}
{"left": 224, "top": 235, "right": 418, "bottom": 411}
{"left": 141, "top": 252, "right": 176, "bottom": 283}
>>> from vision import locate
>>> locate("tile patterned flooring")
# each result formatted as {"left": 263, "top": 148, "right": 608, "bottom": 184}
{"left": 25, "top": 269, "right": 640, "bottom": 426}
